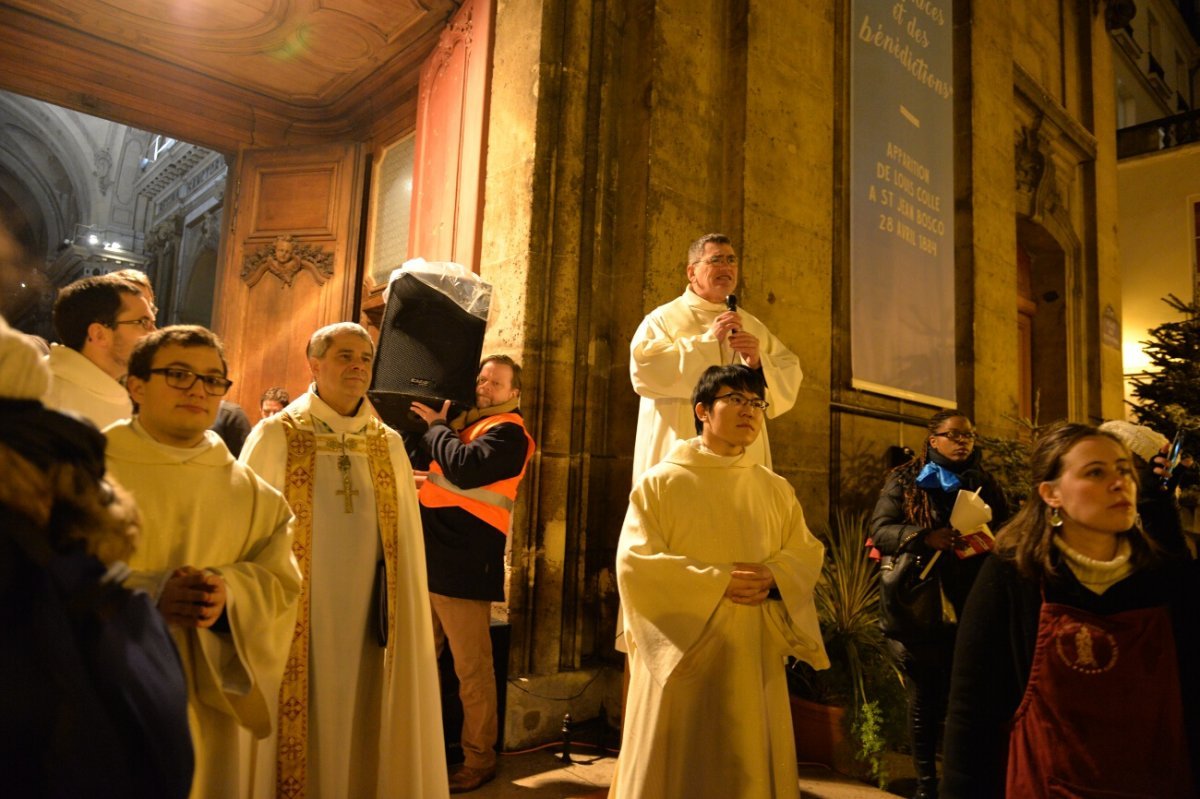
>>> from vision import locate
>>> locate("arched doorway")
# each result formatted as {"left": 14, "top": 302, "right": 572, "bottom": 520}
{"left": 178, "top": 246, "right": 217, "bottom": 326}
{"left": 1016, "top": 217, "right": 1078, "bottom": 424}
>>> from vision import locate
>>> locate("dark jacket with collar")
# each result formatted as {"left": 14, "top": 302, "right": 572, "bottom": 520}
{"left": 870, "top": 447, "right": 1011, "bottom": 616}
{"left": 412, "top": 412, "right": 529, "bottom": 601}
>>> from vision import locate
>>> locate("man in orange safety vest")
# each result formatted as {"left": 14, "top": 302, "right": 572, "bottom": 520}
{"left": 410, "top": 355, "right": 535, "bottom": 794}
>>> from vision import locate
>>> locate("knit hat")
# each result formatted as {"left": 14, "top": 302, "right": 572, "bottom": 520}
{"left": 0, "top": 314, "right": 49, "bottom": 400}
{"left": 0, "top": 314, "right": 107, "bottom": 480}
{"left": 1099, "top": 419, "right": 1169, "bottom": 462}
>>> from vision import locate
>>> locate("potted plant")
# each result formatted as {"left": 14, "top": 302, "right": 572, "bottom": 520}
{"left": 787, "top": 509, "right": 906, "bottom": 788}
{"left": 976, "top": 403, "right": 1041, "bottom": 507}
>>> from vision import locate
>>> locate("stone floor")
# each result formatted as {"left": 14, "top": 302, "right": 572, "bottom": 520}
{"left": 466, "top": 747, "right": 910, "bottom": 798}
{"left": 470, "top": 745, "right": 612, "bottom": 798}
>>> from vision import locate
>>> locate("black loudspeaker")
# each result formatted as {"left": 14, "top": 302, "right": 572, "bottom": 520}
{"left": 368, "top": 272, "right": 487, "bottom": 433}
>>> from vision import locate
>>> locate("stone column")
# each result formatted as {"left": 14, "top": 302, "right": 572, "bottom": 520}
{"left": 742, "top": 2, "right": 835, "bottom": 516}
{"left": 479, "top": 0, "right": 624, "bottom": 746}
{"left": 1085, "top": 4, "right": 1126, "bottom": 422}
{"left": 955, "top": 0, "right": 1020, "bottom": 436}
{"left": 144, "top": 213, "right": 182, "bottom": 322}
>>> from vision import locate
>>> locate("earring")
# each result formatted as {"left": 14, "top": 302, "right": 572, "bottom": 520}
{"left": 1049, "top": 507, "right": 1063, "bottom": 527}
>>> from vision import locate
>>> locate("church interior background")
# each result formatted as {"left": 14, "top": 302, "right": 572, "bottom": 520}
{"left": 2, "top": 0, "right": 1200, "bottom": 748}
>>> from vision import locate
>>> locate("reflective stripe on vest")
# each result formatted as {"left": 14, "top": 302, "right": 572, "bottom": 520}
{"left": 418, "top": 412, "right": 534, "bottom": 534}
{"left": 424, "top": 472, "right": 515, "bottom": 510}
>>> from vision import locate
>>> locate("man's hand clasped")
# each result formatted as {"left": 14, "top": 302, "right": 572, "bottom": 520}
{"left": 159, "top": 565, "right": 227, "bottom": 628}
{"left": 725, "top": 562, "right": 776, "bottom": 606}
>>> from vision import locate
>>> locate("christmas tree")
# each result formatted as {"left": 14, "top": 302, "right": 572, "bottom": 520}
{"left": 1128, "top": 294, "right": 1200, "bottom": 493}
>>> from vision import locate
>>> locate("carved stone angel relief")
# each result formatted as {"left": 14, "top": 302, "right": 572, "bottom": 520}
{"left": 241, "top": 235, "right": 334, "bottom": 287}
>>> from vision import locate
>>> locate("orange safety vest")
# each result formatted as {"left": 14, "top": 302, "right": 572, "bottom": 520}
{"left": 418, "top": 412, "right": 535, "bottom": 534}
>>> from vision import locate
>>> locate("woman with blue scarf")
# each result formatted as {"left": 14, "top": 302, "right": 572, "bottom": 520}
{"left": 869, "top": 409, "right": 1010, "bottom": 799}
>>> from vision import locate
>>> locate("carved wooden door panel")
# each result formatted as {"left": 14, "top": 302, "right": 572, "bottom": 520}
{"left": 213, "top": 142, "right": 365, "bottom": 410}
{"left": 408, "top": 0, "right": 494, "bottom": 270}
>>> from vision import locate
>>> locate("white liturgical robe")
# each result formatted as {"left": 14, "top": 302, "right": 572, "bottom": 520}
{"left": 612, "top": 438, "right": 829, "bottom": 799}
{"left": 240, "top": 388, "right": 448, "bottom": 799}
{"left": 629, "top": 288, "right": 802, "bottom": 481}
{"left": 104, "top": 420, "right": 301, "bottom": 799}
{"left": 43, "top": 344, "right": 132, "bottom": 429}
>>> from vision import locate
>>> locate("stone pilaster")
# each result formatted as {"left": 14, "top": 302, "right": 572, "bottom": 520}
{"left": 742, "top": 2, "right": 835, "bottom": 517}
{"left": 958, "top": 0, "right": 1019, "bottom": 436}
{"left": 1086, "top": 5, "right": 1126, "bottom": 422}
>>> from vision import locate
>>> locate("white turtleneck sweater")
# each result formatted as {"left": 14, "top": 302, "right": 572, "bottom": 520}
{"left": 1053, "top": 534, "right": 1134, "bottom": 595}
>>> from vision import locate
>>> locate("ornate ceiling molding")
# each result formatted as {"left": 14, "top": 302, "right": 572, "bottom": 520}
{"left": 8, "top": 0, "right": 458, "bottom": 105}
{"left": 0, "top": 2, "right": 460, "bottom": 150}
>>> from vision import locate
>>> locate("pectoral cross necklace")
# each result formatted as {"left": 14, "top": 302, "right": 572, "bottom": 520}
{"left": 336, "top": 436, "right": 358, "bottom": 513}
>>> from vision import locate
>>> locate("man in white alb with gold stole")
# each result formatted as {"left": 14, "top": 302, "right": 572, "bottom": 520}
{"left": 240, "top": 322, "right": 447, "bottom": 799}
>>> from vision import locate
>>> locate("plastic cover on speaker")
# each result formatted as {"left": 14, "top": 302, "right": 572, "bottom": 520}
{"left": 369, "top": 260, "right": 492, "bottom": 433}
{"left": 383, "top": 258, "right": 492, "bottom": 321}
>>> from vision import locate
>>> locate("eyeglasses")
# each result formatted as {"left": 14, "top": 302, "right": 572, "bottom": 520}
{"left": 691, "top": 255, "right": 739, "bottom": 267}
{"left": 109, "top": 317, "right": 156, "bottom": 331}
{"left": 147, "top": 367, "right": 233, "bottom": 396}
{"left": 933, "top": 430, "right": 976, "bottom": 444}
{"left": 714, "top": 393, "right": 769, "bottom": 410}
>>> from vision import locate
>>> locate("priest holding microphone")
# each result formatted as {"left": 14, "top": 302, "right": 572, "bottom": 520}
{"left": 628, "top": 232, "right": 803, "bottom": 481}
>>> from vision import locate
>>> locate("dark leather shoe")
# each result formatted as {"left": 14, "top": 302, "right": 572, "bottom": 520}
{"left": 449, "top": 765, "right": 497, "bottom": 794}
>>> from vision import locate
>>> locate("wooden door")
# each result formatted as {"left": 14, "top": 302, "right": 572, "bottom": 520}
{"left": 408, "top": 0, "right": 494, "bottom": 270}
{"left": 212, "top": 142, "right": 365, "bottom": 410}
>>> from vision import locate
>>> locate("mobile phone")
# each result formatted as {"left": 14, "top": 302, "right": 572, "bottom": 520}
{"left": 1162, "top": 430, "right": 1185, "bottom": 488}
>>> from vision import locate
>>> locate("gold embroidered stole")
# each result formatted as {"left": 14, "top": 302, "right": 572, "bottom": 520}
{"left": 276, "top": 410, "right": 400, "bottom": 799}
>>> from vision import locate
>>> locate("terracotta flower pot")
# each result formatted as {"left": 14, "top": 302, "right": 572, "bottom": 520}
{"left": 789, "top": 694, "right": 865, "bottom": 777}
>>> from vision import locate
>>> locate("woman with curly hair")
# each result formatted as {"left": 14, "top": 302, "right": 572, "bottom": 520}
{"left": 870, "top": 409, "right": 1010, "bottom": 799}
{"left": 942, "top": 422, "right": 1200, "bottom": 798}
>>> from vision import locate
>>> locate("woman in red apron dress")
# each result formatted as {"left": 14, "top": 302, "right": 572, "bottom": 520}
{"left": 941, "top": 422, "right": 1200, "bottom": 798}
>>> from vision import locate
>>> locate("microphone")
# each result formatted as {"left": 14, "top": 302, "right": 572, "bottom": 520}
{"left": 725, "top": 294, "right": 738, "bottom": 335}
